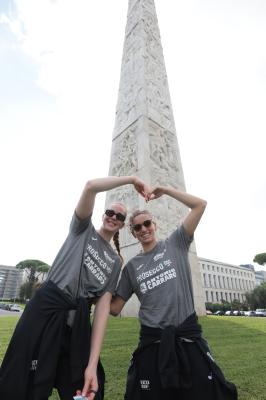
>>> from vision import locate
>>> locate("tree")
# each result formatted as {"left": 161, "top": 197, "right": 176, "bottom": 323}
{"left": 16, "top": 259, "right": 50, "bottom": 299}
{"left": 253, "top": 253, "right": 266, "bottom": 266}
{"left": 245, "top": 282, "right": 266, "bottom": 309}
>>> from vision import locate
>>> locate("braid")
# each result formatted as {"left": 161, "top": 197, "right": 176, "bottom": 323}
{"left": 113, "top": 231, "right": 124, "bottom": 264}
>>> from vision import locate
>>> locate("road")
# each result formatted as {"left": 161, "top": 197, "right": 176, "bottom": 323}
{"left": 0, "top": 309, "right": 23, "bottom": 316}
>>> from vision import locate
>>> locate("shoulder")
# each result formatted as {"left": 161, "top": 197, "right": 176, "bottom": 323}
{"left": 70, "top": 211, "right": 93, "bottom": 235}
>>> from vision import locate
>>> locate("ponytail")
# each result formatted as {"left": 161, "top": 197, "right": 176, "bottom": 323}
{"left": 113, "top": 231, "right": 124, "bottom": 265}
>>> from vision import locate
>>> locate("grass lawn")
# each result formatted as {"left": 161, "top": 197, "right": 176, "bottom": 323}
{"left": 0, "top": 315, "right": 265, "bottom": 399}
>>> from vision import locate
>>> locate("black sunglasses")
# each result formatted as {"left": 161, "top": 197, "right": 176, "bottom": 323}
{"left": 105, "top": 209, "right": 126, "bottom": 222}
{"left": 131, "top": 219, "right": 153, "bottom": 232}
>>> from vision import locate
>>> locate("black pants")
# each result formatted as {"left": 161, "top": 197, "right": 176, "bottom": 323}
{"left": 27, "top": 325, "right": 104, "bottom": 400}
{"left": 125, "top": 341, "right": 226, "bottom": 400}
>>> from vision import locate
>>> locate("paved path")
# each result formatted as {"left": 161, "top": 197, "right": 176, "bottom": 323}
{"left": 0, "top": 309, "right": 23, "bottom": 316}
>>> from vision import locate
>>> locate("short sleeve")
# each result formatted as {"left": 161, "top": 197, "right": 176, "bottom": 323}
{"left": 168, "top": 224, "right": 193, "bottom": 251}
{"left": 116, "top": 264, "right": 134, "bottom": 302}
{"left": 70, "top": 212, "right": 92, "bottom": 235}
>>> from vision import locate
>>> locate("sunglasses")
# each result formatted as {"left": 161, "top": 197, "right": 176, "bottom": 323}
{"left": 131, "top": 219, "right": 153, "bottom": 232}
{"left": 105, "top": 209, "right": 126, "bottom": 222}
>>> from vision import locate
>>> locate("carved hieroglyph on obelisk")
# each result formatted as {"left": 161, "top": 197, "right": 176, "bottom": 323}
{"left": 105, "top": 0, "right": 206, "bottom": 316}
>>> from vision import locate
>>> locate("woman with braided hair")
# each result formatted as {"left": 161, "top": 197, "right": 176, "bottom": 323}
{"left": 0, "top": 176, "right": 149, "bottom": 400}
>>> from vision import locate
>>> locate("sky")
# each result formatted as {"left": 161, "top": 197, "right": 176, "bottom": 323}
{"left": 0, "top": 0, "right": 265, "bottom": 270}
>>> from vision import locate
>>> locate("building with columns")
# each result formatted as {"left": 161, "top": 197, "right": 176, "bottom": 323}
{"left": 199, "top": 257, "right": 255, "bottom": 304}
{"left": 0, "top": 265, "right": 24, "bottom": 300}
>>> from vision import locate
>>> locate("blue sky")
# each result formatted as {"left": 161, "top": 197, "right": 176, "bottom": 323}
{"left": 0, "top": 0, "right": 265, "bottom": 270}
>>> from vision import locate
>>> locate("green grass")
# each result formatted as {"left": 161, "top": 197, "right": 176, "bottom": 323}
{"left": 1, "top": 315, "right": 265, "bottom": 400}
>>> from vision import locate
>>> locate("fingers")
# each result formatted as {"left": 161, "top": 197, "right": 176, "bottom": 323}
{"left": 87, "top": 389, "right": 97, "bottom": 400}
{"left": 133, "top": 178, "right": 163, "bottom": 202}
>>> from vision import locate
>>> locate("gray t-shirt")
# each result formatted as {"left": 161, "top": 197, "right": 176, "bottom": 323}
{"left": 116, "top": 225, "right": 194, "bottom": 328}
{"left": 47, "top": 213, "right": 121, "bottom": 300}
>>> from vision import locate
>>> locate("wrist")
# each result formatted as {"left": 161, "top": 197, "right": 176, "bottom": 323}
{"left": 87, "top": 359, "right": 98, "bottom": 370}
{"left": 130, "top": 175, "right": 137, "bottom": 185}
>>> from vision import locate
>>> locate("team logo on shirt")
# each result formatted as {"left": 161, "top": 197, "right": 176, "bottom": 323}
{"left": 153, "top": 248, "right": 166, "bottom": 262}
{"left": 92, "top": 236, "right": 98, "bottom": 241}
{"left": 139, "top": 282, "right": 148, "bottom": 294}
{"left": 104, "top": 251, "right": 115, "bottom": 263}
{"left": 136, "top": 263, "right": 144, "bottom": 271}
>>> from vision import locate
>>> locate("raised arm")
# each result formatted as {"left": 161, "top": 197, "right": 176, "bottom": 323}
{"left": 76, "top": 176, "right": 149, "bottom": 219}
{"left": 149, "top": 185, "right": 207, "bottom": 237}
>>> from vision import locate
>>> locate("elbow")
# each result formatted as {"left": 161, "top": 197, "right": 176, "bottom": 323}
{"left": 83, "top": 179, "right": 100, "bottom": 195}
{"left": 110, "top": 310, "right": 119, "bottom": 317}
{"left": 198, "top": 199, "right": 207, "bottom": 211}
{"left": 194, "top": 199, "right": 207, "bottom": 215}
{"left": 202, "top": 199, "right": 207, "bottom": 209}
{"left": 110, "top": 296, "right": 124, "bottom": 316}
{"left": 110, "top": 305, "right": 119, "bottom": 317}
{"left": 84, "top": 180, "right": 96, "bottom": 192}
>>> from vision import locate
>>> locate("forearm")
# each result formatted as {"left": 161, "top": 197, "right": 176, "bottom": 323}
{"left": 85, "top": 176, "right": 136, "bottom": 194}
{"left": 76, "top": 176, "right": 138, "bottom": 219}
{"left": 87, "top": 293, "right": 111, "bottom": 369}
{"left": 161, "top": 186, "right": 207, "bottom": 210}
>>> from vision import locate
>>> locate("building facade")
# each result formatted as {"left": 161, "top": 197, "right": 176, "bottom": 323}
{"left": 199, "top": 258, "right": 255, "bottom": 304}
{"left": 0, "top": 265, "right": 24, "bottom": 300}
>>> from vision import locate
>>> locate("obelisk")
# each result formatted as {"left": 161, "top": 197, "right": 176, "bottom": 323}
{"left": 106, "top": 0, "right": 206, "bottom": 316}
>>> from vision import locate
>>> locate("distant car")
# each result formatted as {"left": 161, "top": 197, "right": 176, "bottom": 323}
{"left": 233, "top": 310, "right": 241, "bottom": 316}
{"left": 206, "top": 310, "right": 213, "bottom": 315}
{"left": 255, "top": 309, "right": 266, "bottom": 317}
{"left": 9, "top": 304, "right": 21, "bottom": 312}
{"left": 225, "top": 310, "right": 234, "bottom": 316}
{"left": 245, "top": 311, "right": 256, "bottom": 317}
{"left": 0, "top": 303, "right": 10, "bottom": 310}
{"left": 214, "top": 310, "right": 225, "bottom": 316}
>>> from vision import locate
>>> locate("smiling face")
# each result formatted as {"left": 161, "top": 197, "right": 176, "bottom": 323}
{"left": 130, "top": 211, "right": 157, "bottom": 251}
{"left": 102, "top": 203, "right": 127, "bottom": 234}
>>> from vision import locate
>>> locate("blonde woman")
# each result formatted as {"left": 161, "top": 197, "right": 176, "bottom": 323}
{"left": 0, "top": 176, "right": 148, "bottom": 400}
